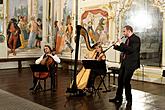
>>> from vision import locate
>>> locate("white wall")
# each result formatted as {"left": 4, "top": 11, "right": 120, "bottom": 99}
{"left": 0, "top": 42, "right": 7, "bottom": 58}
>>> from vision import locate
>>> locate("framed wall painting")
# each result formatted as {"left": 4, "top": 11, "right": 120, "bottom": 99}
{"left": 81, "top": 8, "right": 109, "bottom": 46}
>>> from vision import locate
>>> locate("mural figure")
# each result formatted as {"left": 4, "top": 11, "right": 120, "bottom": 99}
{"left": 66, "top": 22, "right": 73, "bottom": 43}
{"left": 0, "top": 34, "right": 5, "bottom": 43}
{"left": 87, "top": 21, "right": 96, "bottom": 44}
{"left": 58, "top": 22, "right": 67, "bottom": 53}
{"left": 54, "top": 20, "right": 61, "bottom": 53}
{"left": 7, "top": 18, "right": 21, "bottom": 55}
{"left": 27, "top": 16, "right": 38, "bottom": 48}
{"left": 65, "top": 15, "right": 73, "bottom": 44}
{"left": 95, "top": 17, "right": 105, "bottom": 36}
{"left": 95, "top": 17, "right": 108, "bottom": 43}
{"left": 18, "top": 16, "right": 28, "bottom": 48}
{"left": 35, "top": 18, "right": 42, "bottom": 48}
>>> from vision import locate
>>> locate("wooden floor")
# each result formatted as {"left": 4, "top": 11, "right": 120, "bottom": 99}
{"left": 0, "top": 67, "right": 165, "bottom": 110}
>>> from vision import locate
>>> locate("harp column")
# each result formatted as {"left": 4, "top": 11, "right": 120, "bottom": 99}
{"left": 70, "top": 0, "right": 79, "bottom": 59}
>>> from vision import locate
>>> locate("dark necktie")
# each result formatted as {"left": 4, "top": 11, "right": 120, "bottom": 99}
{"left": 125, "top": 38, "right": 129, "bottom": 45}
{"left": 123, "top": 38, "right": 129, "bottom": 59}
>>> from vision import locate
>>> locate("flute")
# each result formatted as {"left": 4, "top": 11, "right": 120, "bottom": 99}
{"left": 102, "top": 36, "right": 125, "bottom": 53}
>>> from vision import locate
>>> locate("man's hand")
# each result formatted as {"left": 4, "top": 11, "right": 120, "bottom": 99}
{"left": 112, "top": 36, "right": 122, "bottom": 46}
{"left": 117, "top": 36, "right": 122, "bottom": 44}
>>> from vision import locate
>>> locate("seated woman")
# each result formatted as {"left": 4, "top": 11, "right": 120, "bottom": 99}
{"left": 30, "top": 45, "right": 60, "bottom": 91}
{"left": 86, "top": 42, "right": 106, "bottom": 92}
{"left": 68, "top": 42, "right": 106, "bottom": 94}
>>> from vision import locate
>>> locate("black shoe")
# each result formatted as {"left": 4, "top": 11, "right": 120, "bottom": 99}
{"left": 88, "top": 88, "right": 93, "bottom": 93}
{"left": 126, "top": 101, "right": 132, "bottom": 107}
{"left": 109, "top": 98, "right": 122, "bottom": 103}
{"left": 52, "top": 88, "right": 56, "bottom": 92}
{"left": 114, "top": 102, "right": 122, "bottom": 109}
{"left": 29, "top": 87, "right": 34, "bottom": 90}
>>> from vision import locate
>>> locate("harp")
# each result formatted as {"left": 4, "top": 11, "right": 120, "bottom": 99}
{"left": 66, "top": 25, "right": 96, "bottom": 95}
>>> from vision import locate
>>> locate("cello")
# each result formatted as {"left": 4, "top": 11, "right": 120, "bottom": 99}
{"left": 33, "top": 55, "right": 55, "bottom": 80}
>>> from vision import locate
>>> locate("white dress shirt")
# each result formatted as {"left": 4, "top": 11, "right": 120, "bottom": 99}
{"left": 35, "top": 54, "right": 61, "bottom": 64}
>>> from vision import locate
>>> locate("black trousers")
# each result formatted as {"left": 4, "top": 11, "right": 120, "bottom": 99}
{"left": 32, "top": 63, "right": 56, "bottom": 89}
{"left": 115, "top": 61, "right": 137, "bottom": 101}
{"left": 87, "top": 69, "right": 96, "bottom": 88}
{"left": 87, "top": 69, "right": 106, "bottom": 88}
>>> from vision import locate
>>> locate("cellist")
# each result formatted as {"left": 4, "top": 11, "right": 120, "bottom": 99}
{"left": 29, "top": 45, "right": 60, "bottom": 91}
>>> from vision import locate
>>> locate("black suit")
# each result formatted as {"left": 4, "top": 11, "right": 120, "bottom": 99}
{"left": 114, "top": 33, "right": 141, "bottom": 101}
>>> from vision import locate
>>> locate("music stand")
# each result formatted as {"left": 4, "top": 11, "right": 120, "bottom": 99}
{"left": 82, "top": 60, "right": 110, "bottom": 93}
{"left": 82, "top": 60, "right": 106, "bottom": 70}
{"left": 30, "top": 64, "right": 48, "bottom": 72}
{"left": 30, "top": 64, "right": 49, "bottom": 92}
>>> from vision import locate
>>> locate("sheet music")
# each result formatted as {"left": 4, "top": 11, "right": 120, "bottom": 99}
{"left": 81, "top": 58, "right": 97, "bottom": 61}
{"left": 82, "top": 60, "right": 106, "bottom": 71}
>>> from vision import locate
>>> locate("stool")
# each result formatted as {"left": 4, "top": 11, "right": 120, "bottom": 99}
{"left": 107, "top": 67, "right": 120, "bottom": 86}
{"left": 95, "top": 72, "right": 111, "bottom": 93}
{"left": 161, "top": 70, "right": 165, "bottom": 83}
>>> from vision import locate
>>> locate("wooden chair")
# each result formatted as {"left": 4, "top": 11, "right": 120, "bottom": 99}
{"left": 33, "top": 71, "right": 49, "bottom": 91}
{"left": 82, "top": 60, "right": 109, "bottom": 95}
{"left": 94, "top": 69, "right": 110, "bottom": 93}
{"left": 30, "top": 64, "right": 58, "bottom": 92}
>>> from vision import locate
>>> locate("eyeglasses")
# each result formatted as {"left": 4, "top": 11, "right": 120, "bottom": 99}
{"left": 96, "top": 46, "right": 101, "bottom": 49}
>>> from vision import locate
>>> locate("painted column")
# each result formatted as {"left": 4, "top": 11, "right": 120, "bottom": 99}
{"left": 42, "top": 0, "right": 48, "bottom": 48}
{"left": 49, "top": 0, "right": 54, "bottom": 47}
{"left": 56, "top": 0, "right": 62, "bottom": 22}
{"left": 49, "top": 0, "right": 54, "bottom": 37}
{"left": 162, "top": 12, "right": 165, "bottom": 68}
{"left": 0, "top": 0, "right": 7, "bottom": 58}
{"left": 3, "top": 0, "right": 7, "bottom": 36}
{"left": 28, "top": 0, "right": 38, "bottom": 20}
{"left": 42, "top": 0, "right": 53, "bottom": 48}
{"left": 28, "top": 0, "right": 32, "bottom": 21}
{"left": 153, "top": 0, "right": 165, "bottom": 69}
{"left": 33, "top": 0, "right": 38, "bottom": 18}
